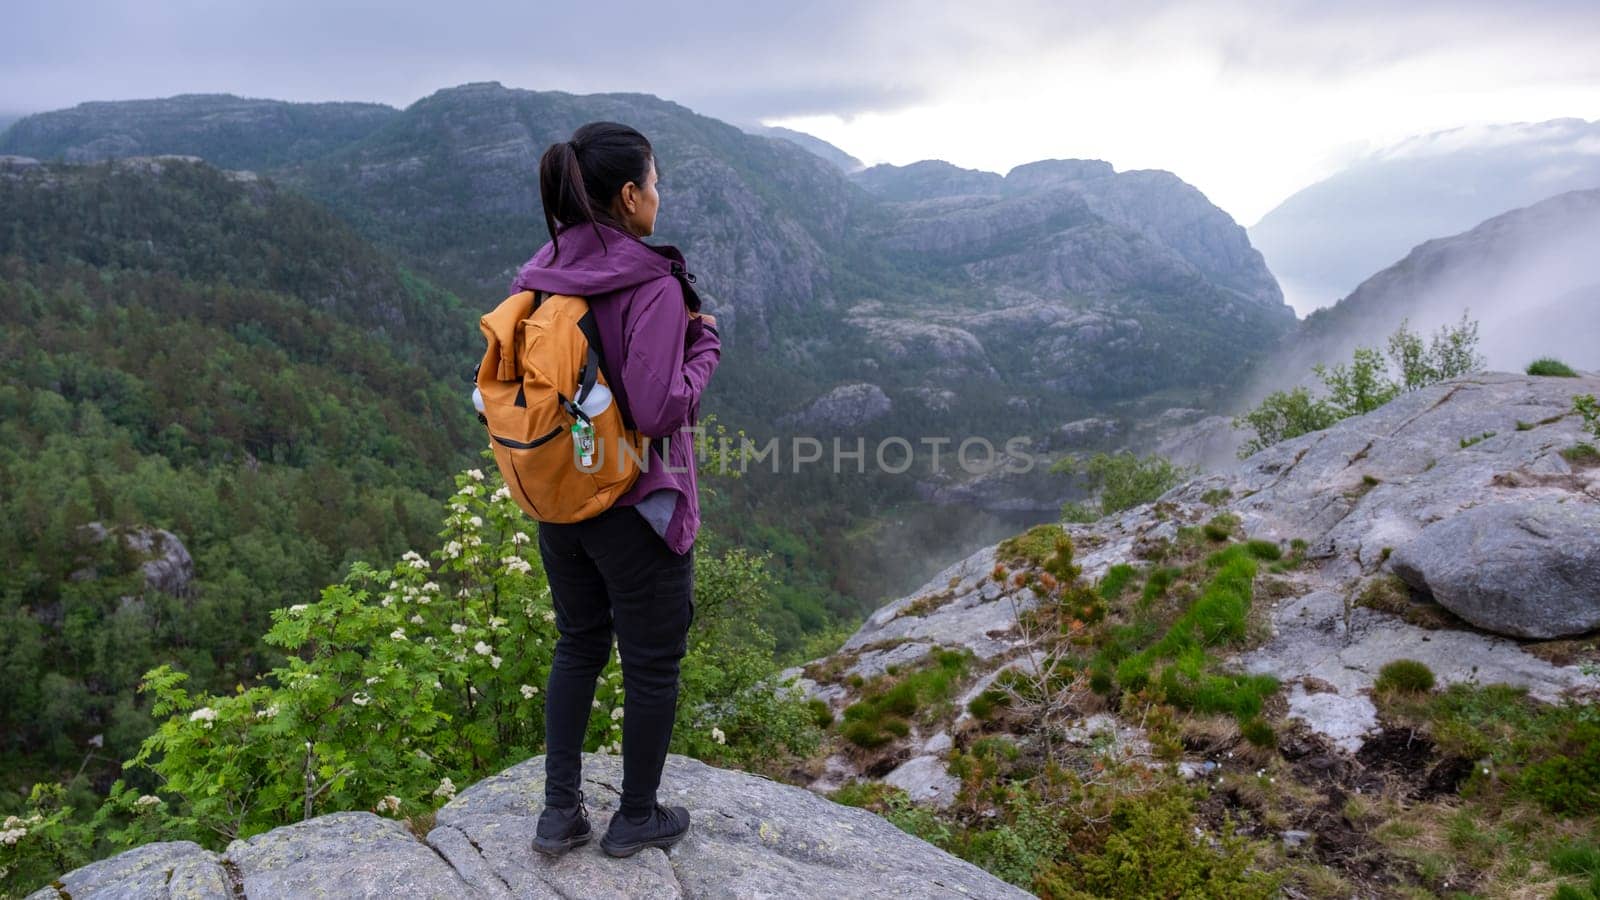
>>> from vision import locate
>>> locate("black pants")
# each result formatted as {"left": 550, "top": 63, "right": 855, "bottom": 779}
{"left": 537, "top": 504, "right": 695, "bottom": 819}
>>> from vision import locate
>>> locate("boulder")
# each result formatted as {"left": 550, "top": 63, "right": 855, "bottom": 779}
{"left": 1390, "top": 498, "right": 1600, "bottom": 638}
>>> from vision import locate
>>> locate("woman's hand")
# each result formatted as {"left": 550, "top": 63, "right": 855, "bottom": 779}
{"left": 690, "top": 312, "right": 716, "bottom": 328}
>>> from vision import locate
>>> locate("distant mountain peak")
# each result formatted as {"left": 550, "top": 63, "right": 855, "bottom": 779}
{"left": 744, "top": 124, "right": 864, "bottom": 173}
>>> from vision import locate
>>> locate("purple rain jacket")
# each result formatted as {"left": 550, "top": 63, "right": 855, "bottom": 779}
{"left": 509, "top": 220, "right": 721, "bottom": 555}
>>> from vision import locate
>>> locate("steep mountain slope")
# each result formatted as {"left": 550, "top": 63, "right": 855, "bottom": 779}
{"left": 1250, "top": 188, "right": 1600, "bottom": 394}
{"left": 280, "top": 82, "right": 861, "bottom": 355}
{"left": 0, "top": 94, "right": 400, "bottom": 170}
{"left": 1251, "top": 118, "right": 1600, "bottom": 313}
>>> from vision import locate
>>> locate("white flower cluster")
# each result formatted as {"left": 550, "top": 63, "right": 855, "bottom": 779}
{"left": 490, "top": 656, "right": 502, "bottom": 670}
{"left": 610, "top": 707, "right": 625, "bottom": 721}
{"left": 390, "top": 628, "right": 408, "bottom": 642}
{"left": 189, "top": 707, "right": 217, "bottom": 728}
{"left": 710, "top": 726, "right": 727, "bottom": 745}
{"left": 258, "top": 704, "right": 279, "bottom": 720}
{"left": 2, "top": 814, "right": 43, "bottom": 845}
{"left": 511, "top": 531, "right": 531, "bottom": 545}
{"left": 375, "top": 795, "right": 403, "bottom": 815}
{"left": 502, "top": 556, "right": 533, "bottom": 575}
{"left": 134, "top": 795, "right": 162, "bottom": 809}
{"left": 444, "top": 541, "right": 462, "bottom": 559}
{"left": 352, "top": 692, "right": 371, "bottom": 707}
{"left": 473, "top": 641, "right": 493, "bottom": 656}
{"left": 520, "top": 684, "right": 539, "bottom": 699}
{"left": 433, "top": 778, "right": 457, "bottom": 800}
{"left": 491, "top": 485, "right": 512, "bottom": 502}
{"left": 401, "top": 550, "right": 430, "bottom": 572}
{"left": 288, "top": 604, "right": 309, "bottom": 615}
{"left": 451, "top": 622, "right": 467, "bottom": 635}
{"left": 467, "top": 469, "right": 485, "bottom": 482}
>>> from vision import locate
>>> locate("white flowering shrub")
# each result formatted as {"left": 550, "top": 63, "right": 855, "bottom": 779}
{"left": 3, "top": 460, "right": 818, "bottom": 895}
{"left": 127, "top": 468, "right": 569, "bottom": 841}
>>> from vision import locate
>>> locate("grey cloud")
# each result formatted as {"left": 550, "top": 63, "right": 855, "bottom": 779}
{"left": 3, "top": 0, "right": 1599, "bottom": 124}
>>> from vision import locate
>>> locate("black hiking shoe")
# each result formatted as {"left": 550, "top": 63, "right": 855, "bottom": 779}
{"left": 531, "top": 789, "right": 593, "bottom": 856}
{"left": 599, "top": 802, "right": 691, "bottom": 857}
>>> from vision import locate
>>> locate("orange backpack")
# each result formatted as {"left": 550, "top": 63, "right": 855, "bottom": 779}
{"left": 475, "top": 290, "right": 647, "bottom": 523}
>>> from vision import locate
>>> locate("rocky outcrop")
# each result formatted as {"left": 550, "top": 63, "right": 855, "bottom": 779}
{"left": 74, "top": 523, "right": 196, "bottom": 599}
{"left": 791, "top": 373, "right": 1598, "bottom": 780}
{"left": 781, "top": 382, "right": 894, "bottom": 430}
{"left": 30, "top": 753, "right": 1026, "bottom": 899}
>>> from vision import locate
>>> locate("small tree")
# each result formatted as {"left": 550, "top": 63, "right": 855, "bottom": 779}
{"left": 1232, "top": 388, "right": 1338, "bottom": 458}
{"left": 1314, "top": 347, "right": 1399, "bottom": 418}
{"left": 1386, "top": 312, "right": 1485, "bottom": 390}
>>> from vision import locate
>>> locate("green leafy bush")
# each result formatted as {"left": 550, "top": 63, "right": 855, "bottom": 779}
{"left": 1577, "top": 395, "right": 1600, "bottom": 441}
{"left": 1051, "top": 452, "right": 1195, "bottom": 518}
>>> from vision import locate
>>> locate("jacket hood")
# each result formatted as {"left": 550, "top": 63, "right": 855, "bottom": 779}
{"left": 510, "top": 220, "right": 688, "bottom": 299}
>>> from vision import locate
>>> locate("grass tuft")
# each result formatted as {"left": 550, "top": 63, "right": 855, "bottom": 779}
{"left": 1527, "top": 357, "right": 1579, "bottom": 377}
{"left": 1374, "top": 659, "right": 1436, "bottom": 694}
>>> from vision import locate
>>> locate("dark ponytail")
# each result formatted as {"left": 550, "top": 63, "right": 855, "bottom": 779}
{"left": 539, "top": 121, "right": 654, "bottom": 259}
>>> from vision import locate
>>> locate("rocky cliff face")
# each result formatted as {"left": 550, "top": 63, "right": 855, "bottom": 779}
{"left": 30, "top": 753, "right": 1025, "bottom": 899}
{"left": 788, "top": 372, "right": 1597, "bottom": 799}
{"left": 842, "top": 155, "right": 1293, "bottom": 407}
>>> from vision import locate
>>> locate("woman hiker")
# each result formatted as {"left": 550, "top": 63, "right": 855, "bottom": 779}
{"left": 510, "top": 121, "right": 721, "bottom": 858}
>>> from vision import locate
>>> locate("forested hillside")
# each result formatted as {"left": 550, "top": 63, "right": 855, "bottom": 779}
{"left": 0, "top": 157, "right": 479, "bottom": 794}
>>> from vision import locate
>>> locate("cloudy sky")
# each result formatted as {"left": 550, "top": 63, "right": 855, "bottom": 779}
{"left": 6, "top": 0, "right": 1599, "bottom": 223}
